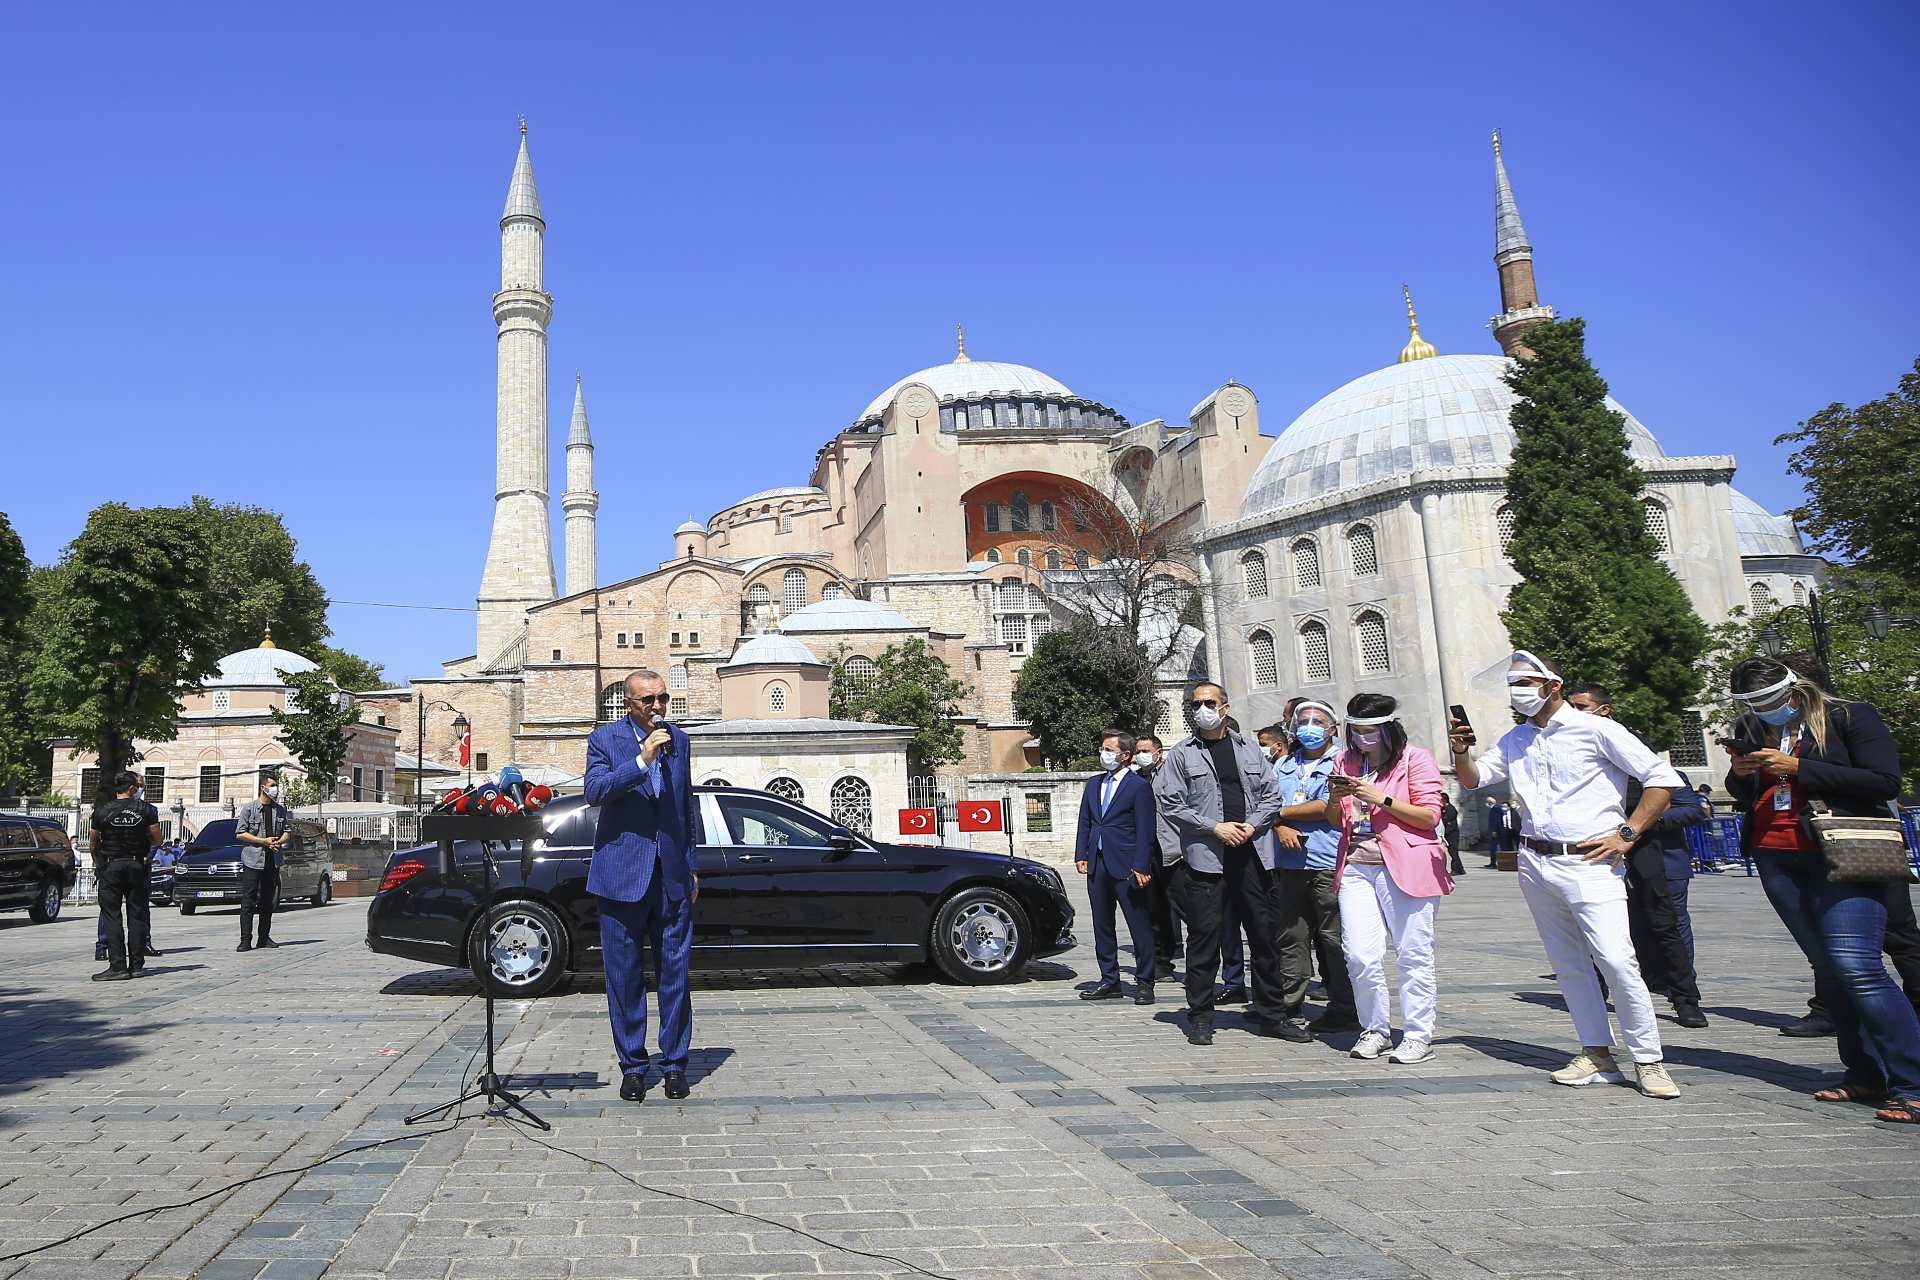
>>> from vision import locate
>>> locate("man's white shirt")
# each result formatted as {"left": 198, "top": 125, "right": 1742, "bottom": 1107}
{"left": 1470, "top": 703, "right": 1683, "bottom": 842}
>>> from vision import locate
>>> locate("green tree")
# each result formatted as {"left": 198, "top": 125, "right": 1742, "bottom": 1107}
{"left": 271, "top": 668, "right": 360, "bottom": 820}
{"left": 1500, "top": 318, "right": 1709, "bottom": 747}
{"left": 1776, "top": 357, "right": 1920, "bottom": 575}
{"left": 829, "top": 639, "right": 971, "bottom": 768}
{"left": 277, "top": 773, "right": 323, "bottom": 809}
{"left": 29, "top": 504, "right": 223, "bottom": 801}
{"left": 312, "top": 644, "right": 387, "bottom": 691}
{"left": 185, "top": 497, "right": 331, "bottom": 657}
{"left": 0, "top": 512, "right": 37, "bottom": 795}
{"left": 1012, "top": 620, "right": 1154, "bottom": 767}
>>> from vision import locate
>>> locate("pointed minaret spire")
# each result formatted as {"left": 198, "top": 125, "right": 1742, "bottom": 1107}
{"left": 953, "top": 323, "right": 971, "bottom": 363}
{"left": 562, "top": 373, "right": 599, "bottom": 597}
{"left": 568, "top": 371, "right": 592, "bottom": 445}
{"left": 503, "top": 119, "right": 543, "bottom": 223}
{"left": 1397, "top": 284, "right": 1438, "bottom": 364}
{"left": 1488, "top": 129, "right": 1555, "bottom": 358}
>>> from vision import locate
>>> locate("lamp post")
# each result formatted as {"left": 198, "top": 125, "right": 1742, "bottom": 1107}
{"left": 414, "top": 699, "right": 468, "bottom": 822}
{"left": 1756, "top": 589, "right": 1834, "bottom": 682}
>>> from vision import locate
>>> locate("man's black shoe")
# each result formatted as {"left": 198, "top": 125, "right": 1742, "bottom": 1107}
{"left": 236, "top": 941, "right": 253, "bottom": 953}
{"left": 1185, "top": 1015, "right": 1214, "bottom": 1046}
{"left": 1782, "top": 1011, "right": 1835, "bottom": 1038}
{"left": 663, "top": 1072, "right": 690, "bottom": 1100}
{"left": 91, "top": 967, "right": 132, "bottom": 982}
{"left": 256, "top": 938, "right": 280, "bottom": 949}
{"left": 1079, "top": 983, "right": 1123, "bottom": 1002}
{"left": 95, "top": 944, "right": 109, "bottom": 962}
{"left": 1134, "top": 986, "right": 1155, "bottom": 1006}
{"left": 1254, "top": 1018, "right": 1314, "bottom": 1043}
{"left": 143, "top": 944, "right": 163, "bottom": 958}
{"left": 1450, "top": 865, "right": 1468, "bottom": 876}
{"left": 619, "top": 1073, "right": 648, "bottom": 1102}
{"left": 1216, "top": 986, "right": 1248, "bottom": 1005}
{"left": 1310, "top": 1012, "right": 1362, "bottom": 1033}
{"left": 1673, "top": 1000, "right": 1709, "bottom": 1029}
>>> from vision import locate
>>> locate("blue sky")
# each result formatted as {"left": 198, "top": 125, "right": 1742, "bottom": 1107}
{"left": 4, "top": 2, "right": 1917, "bottom": 680}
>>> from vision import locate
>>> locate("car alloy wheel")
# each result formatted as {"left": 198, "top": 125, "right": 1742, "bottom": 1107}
{"left": 311, "top": 876, "right": 332, "bottom": 907}
{"left": 470, "top": 900, "right": 570, "bottom": 999}
{"left": 28, "top": 880, "right": 62, "bottom": 923}
{"left": 930, "top": 887, "right": 1030, "bottom": 984}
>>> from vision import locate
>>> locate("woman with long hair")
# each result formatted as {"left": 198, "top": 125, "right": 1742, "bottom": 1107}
{"left": 1726, "top": 656, "right": 1920, "bottom": 1125}
{"left": 1324, "top": 692, "right": 1455, "bottom": 1063}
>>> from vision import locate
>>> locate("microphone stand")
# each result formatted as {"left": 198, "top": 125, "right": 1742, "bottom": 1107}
{"left": 407, "top": 813, "right": 550, "bottom": 1131}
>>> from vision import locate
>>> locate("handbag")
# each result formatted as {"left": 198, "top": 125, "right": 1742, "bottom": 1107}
{"left": 1800, "top": 800, "right": 1918, "bottom": 883}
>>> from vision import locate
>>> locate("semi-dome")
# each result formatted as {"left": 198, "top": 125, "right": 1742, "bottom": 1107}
{"left": 1243, "top": 353, "right": 1667, "bottom": 516}
{"left": 721, "top": 633, "right": 825, "bottom": 669}
{"left": 779, "top": 598, "right": 919, "bottom": 634}
{"left": 674, "top": 518, "right": 706, "bottom": 535}
{"left": 860, "top": 359, "right": 1074, "bottom": 422}
{"left": 208, "top": 635, "right": 318, "bottom": 688}
{"left": 1730, "top": 488, "right": 1807, "bottom": 558}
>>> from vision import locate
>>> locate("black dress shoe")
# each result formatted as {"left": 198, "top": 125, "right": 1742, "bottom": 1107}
{"left": 1673, "top": 1000, "right": 1709, "bottom": 1029}
{"left": 236, "top": 941, "right": 253, "bottom": 953}
{"left": 1310, "top": 1012, "right": 1363, "bottom": 1033}
{"left": 1079, "top": 983, "right": 1123, "bottom": 1001}
{"left": 1782, "top": 1011, "right": 1836, "bottom": 1038}
{"left": 95, "top": 944, "right": 109, "bottom": 962}
{"left": 1216, "top": 986, "right": 1248, "bottom": 1005}
{"left": 663, "top": 1072, "right": 690, "bottom": 1100}
{"left": 619, "top": 1072, "right": 648, "bottom": 1102}
{"left": 256, "top": 938, "right": 280, "bottom": 949}
{"left": 1134, "top": 986, "right": 1155, "bottom": 1006}
{"left": 1254, "top": 1018, "right": 1314, "bottom": 1043}
{"left": 1184, "top": 1015, "right": 1214, "bottom": 1046}
{"left": 143, "top": 944, "right": 163, "bottom": 958}
{"left": 91, "top": 967, "right": 132, "bottom": 982}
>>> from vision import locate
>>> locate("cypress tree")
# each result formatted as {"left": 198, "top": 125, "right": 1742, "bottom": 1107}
{"left": 1500, "top": 317, "right": 1708, "bottom": 747}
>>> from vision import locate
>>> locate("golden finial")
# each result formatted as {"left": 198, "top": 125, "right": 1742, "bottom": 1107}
{"left": 260, "top": 625, "right": 277, "bottom": 650}
{"left": 954, "top": 323, "right": 971, "bottom": 363}
{"left": 1397, "top": 283, "right": 1438, "bottom": 363}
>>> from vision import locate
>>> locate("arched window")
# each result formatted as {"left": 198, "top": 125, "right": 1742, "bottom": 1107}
{"left": 1074, "top": 549, "right": 1090, "bottom": 570}
{"left": 843, "top": 655, "right": 877, "bottom": 695}
{"left": 599, "top": 682, "right": 625, "bottom": 722}
{"left": 1495, "top": 504, "right": 1516, "bottom": 555}
{"left": 1027, "top": 584, "right": 1047, "bottom": 610}
{"left": 782, "top": 568, "right": 808, "bottom": 613}
{"left": 1248, "top": 628, "right": 1278, "bottom": 688}
{"left": 985, "top": 548, "right": 1001, "bottom": 564}
{"left": 1792, "top": 581, "right": 1808, "bottom": 607}
{"left": 984, "top": 503, "right": 1002, "bottom": 532}
{"left": 703, "top": 777, "right": 731, "bottom": 788}
{"left": 668, "top": 665, "right": 688, "bottom": 690}
{"left": 830, "top": 776, "right": 873, "bottom": 835}
{"left": 1010, "top": 490, "right": 1031, "bottom": 531}
{"left": 1044, "top": 548, "right": 1061, "bottom": 571}
{"left": 1040, "top": 501, "right": 1057, "bottom": 531}
{"left": 1641, "top": 499, "right": 1672, "bottom": 554}
{"left": 767, "top": 682, "right": 788, "bottom": 713}
{"left": 1291, "top": 538, "right": 1321, "bottom": 590}
{"left": 746, "top": 583, "right": 770, "bottom": 606}
{"left": 1299, "top": 619, "right": 1332, "bottom": 682}
{"left": 1347, "top": 523, "right": 1379, "bottom": 576}
{"left": 1356, "top": 610, "right": 1391, "bottom": 673}
{"left": 1241, "top": 549, "right": 1268, "bottom": 598}
{"left": 997, "top": 579, "right": 1027, "bottom": 611}
{"left": 767, "top": 776, "right": 804, "bottom": 804}
{"left": 821, "top": 582, "right": 845, "bottom": 601}
{"left": 1016, "top": 547, "right": 1032, "bottom": 567}
{"left": 1749, "top": 580, "right": 1775, "bottom": 615}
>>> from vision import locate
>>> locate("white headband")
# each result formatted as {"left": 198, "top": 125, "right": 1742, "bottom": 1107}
{"left": 1506, "top": 649, "right": 1559, "bottom": 685}
{"left": 1732, "top": 672, "right": 1796, "bottom": 703}
{"left": 1292, "top": 701, "right": 1338, "bottom": 722}
{"left": 1346, "top": 712, "right": 1395, "bottom": 726}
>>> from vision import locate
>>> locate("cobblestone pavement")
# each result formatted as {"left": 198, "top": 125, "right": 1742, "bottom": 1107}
{"left": 2, "top": 867, "right": 1916, "bottom": 1280}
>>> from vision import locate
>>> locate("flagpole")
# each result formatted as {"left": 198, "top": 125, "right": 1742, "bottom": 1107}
{"left": 1003, "top": 793, "right": 1014, "bottom": 859}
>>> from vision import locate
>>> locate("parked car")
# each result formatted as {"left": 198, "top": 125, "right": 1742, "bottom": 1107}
{"left": 173, "top": 817, "right": 336, "bottom": 913}
{"left": 366, "top": 786, "right": 1075, "bottom": 998}
{"left": 0, "top": 814, "right": 79, "bottom": 923}
{"left": 148, "top": 843, "right": 185, "bottom": 906}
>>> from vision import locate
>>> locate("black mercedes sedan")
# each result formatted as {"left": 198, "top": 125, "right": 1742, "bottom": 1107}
{"left": 366, "top": 787, "right": 1075, "bottom": 997}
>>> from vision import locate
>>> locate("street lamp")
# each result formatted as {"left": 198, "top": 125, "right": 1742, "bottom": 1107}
{"left": 414, "top": 699, "right": 468, "bottom": 822}
{"left": 1758, "top": 589, "right": 1833, "bottom": 681}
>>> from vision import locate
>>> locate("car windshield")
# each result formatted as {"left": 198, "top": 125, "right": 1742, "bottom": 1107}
{"left": 187, "top": 819, "right": 239, "bottom": 851}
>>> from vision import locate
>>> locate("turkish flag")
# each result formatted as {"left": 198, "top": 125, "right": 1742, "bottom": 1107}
{"left": 457, "top": 725, "right": 472, "bottom": 767}
{"left": 957, "top": 800, "right": 1005, "bottom": 832}
{"left": 898, "top": 808, "right": 936, "bottom": 836}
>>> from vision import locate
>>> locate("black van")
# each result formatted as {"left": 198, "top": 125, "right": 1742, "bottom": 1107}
{"left": 0, "top": 814, "right": 80, "bottom": 923}
{"left": 173, "top": 818, "right": 336, "bottom": 912}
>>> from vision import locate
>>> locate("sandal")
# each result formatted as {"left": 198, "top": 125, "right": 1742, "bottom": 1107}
{"left": 1813, "top": 1083, "right": 1887, "bottom": 1105}
{"left": 1875, "top": 1098, "right": 1920, "bottom": 1125}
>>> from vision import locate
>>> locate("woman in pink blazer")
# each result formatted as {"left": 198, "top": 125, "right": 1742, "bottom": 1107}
{"left": 1324, "top": 692, "right": 1455, "bottom": 1064}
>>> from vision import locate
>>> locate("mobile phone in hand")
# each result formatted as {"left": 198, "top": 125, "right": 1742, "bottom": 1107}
{"left": 1717, "top": 736, "right": 1766, "bottom": 755}
{"left": 1448, "top": 703, "right": 1475, "bottom": 745}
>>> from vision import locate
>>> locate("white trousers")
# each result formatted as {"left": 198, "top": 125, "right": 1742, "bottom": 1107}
{"left": 1515, "top": 850, "right": 1663, "bottom": 1063}
{"left": 1338, "top": 861, "right": 1438, "bottom": 1041}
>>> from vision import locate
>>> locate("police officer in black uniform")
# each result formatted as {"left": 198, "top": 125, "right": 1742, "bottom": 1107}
{"left": 90, "top": 770, "right": 161, "bottom": 981}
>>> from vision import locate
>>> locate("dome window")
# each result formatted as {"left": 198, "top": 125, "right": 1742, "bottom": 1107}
{"left": 1347, "top": 524, "right": 1379, "bottom": 576}
{"left": 213, "top": 690, "right": 231, "bottom": 713}
{"left": 1016, "top": 548, "right": 1032, "bottom": 567}
{"left": 1356, "top": 610, "right": 1391, "bottom": 674}
{"left": 782, "top": 568, "right": 808, "bottom": 613}
{"left": 1298, "top": 619, "right": 1332, "bottom": 683}
{"left": 1011, "top": 491, "right": 1031, "bottom": 531}
{"left": 1044, "top": 549, "right": 1062, "bottom": 571}
{"left": 767, "top": 682, "right": 788, "bottom": 714}
{"left": 1749, "top": 580, "right": 1776, "bottom": 615}
{"left": 842, "top": 655, "right": 877, "bottom": 696}
{"left": 1241, "top": 549, "right": 1269, "bottom": 599}
{"left": 1793, "top": 581, "right": 1808, "bottom": 607}
{"left": 1640, "top": 499, "right": 1672, "bottom": 555}
{"left": 821, "top": 582, "right": 845, "bottom": 601}
{"left": 1291, "top": 539, "right": 1321, "bottom": 591}
{"left": 1074, "top": 548, "right": 1090, "bottom": 570}
{"left": 985, "top": 548, "right": 1001, "bottom": 564}
{"left": 1249, "top": 628, "right": 1278, "bottom": 689}
{"left": 746, "top": 584, "right": 770, "bottom": 605}
{"left": 1495, "top": 504, "right": 1517, "bottom": 556}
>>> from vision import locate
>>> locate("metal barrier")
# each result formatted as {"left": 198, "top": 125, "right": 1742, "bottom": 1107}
{"left": 1685, "top": 808, "right": 1920, "bottom": 879}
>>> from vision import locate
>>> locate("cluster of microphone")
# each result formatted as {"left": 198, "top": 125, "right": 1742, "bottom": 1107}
{"left": 430, "top": 765, "right": 553, "bottom": 817}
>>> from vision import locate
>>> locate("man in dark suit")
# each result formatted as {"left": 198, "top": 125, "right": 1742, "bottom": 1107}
{"left": 584, "top": 669, "right": 698, "bottom": 1102}
{"left": 1076, "top": 728, "right": 1158, "bottom": 1005}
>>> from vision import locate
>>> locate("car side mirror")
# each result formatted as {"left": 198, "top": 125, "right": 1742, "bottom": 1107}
{"left": 827, "top": 829, "right": 857, "bottom": 852}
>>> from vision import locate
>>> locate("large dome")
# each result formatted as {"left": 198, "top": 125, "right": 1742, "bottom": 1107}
{"left": 208, "top": 641, "right": 317, "bottom": 688}
{"left": 860, "top": 358, "right": 1074, "bottom": 422}
{"left": 1730, "top": 487, "right": 1807, "bottom": 558}
{"left": 1243, "top": 353, "right": 1667, "bottom": 516}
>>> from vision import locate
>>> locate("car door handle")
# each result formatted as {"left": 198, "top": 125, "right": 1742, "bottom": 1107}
{"left": 736, "top": 853, "right": 773, "bottom": 864}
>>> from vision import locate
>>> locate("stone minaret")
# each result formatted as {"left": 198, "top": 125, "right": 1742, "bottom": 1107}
{"left": 562, "top": 373, "right": 598, "bottom": 596}
{"left": 1489, "top": 130, "right": 1556, "bottom": 358}
{"left": 476, "top": 122, "right": 557, "bottom": 661}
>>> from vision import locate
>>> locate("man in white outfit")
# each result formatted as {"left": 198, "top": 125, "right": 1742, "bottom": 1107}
{"left": 1450, "top": 651, "right": 1683, "bottom": 1100}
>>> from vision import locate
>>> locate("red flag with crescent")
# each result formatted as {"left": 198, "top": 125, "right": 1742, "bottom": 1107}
{"left": 898, "top": 808, "right": 936, "bottom": 835}
{"left": 957, "top": 800, "right": 1005, "bottom": 832}
{"left": 457, "top": 724, "right": 472, "bottom": 768}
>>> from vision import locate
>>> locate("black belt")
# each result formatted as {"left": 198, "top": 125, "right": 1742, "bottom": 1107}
{"left": 1521, "top": 837, "right": 1588, "bottom": 857}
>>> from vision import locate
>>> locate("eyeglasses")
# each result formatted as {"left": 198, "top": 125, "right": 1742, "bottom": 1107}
{"left": 628, "top": 693, "right": 671, "bottom": 706}
{"left": 1189, "top": 698, "right": 1221, "bottom": 710}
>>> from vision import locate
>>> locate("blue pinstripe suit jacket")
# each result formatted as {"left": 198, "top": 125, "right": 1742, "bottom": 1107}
{"left": 583, "top": 718, "right": 695, "bottom": 905}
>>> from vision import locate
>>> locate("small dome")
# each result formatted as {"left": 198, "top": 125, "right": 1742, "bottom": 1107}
{"left": 860, "top": 360, "right": 1074, "bottom": 422}
{"left": 721, "top": 633, "right": 825, "bottom": 669}
{"left": 1243, "top": 353, "right": 1666, "bottom": 515}
{"left": 675, "top": 519, "right": 706, "bottom": 535}
{"left": 1730, "top": 488, "right": 1807, "bottom": 558}
{"left": 779, "top": 598, "right": 920, "bottom": 634}
{"left": 208, "top": 643, "right": 318, "bottom": 688}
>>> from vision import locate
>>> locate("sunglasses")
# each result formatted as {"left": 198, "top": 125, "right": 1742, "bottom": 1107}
{"left": 1189, "top": 698, "right": 1222, "bottom": 710}
{"left": 628, "top": 693, "right": 671, "bottom": 706}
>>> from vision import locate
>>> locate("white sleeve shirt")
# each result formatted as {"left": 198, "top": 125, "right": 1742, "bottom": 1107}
{"left": 1469, "top": 703, "right": 1683, "bottom": 843}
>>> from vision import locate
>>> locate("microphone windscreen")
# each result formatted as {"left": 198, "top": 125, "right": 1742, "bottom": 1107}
{"left": 523, "top": 783, "right": 553, "bottom": 811}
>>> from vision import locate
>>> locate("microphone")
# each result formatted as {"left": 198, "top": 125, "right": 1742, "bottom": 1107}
{"left": 654, "top": 718, "right": 675, "bottom": 760}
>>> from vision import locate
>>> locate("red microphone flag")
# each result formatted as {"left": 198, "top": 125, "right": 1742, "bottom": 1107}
{"left": 956, "top": 800, "right": 1005, "bottom": 833}
{"left": 898, "top": 808, "right": 936, "bottom": 836}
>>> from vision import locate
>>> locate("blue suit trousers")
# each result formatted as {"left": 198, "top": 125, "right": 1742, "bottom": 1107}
{"left": 598, "top": 874, "right": 694, "bottom": 1075}
{"left": 1088, "top": 862, "right": 1156, "bottom": 986}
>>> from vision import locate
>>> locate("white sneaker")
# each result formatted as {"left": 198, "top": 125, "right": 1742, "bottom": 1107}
{"left": 1350, "top": 1030, "right": 1391, "bottom": 1060}
{"left": 1388, "top": 1037, "right": 1433, "bottom": 1065}
{"left": 1635, "top": 1061, "right": 1681, "bottom": 1100}
{"left": 1550, "top": 1050, "right": 1626, "bottom": 1087}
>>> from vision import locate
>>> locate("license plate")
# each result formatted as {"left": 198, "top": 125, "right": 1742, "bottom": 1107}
{"left": 197, "top": 891, "right": 227, "bottom": 899}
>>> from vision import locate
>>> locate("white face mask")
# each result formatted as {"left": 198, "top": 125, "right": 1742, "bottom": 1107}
{"left": 1508, "top": 686, "right": 1550, "bottom": 717}
{"left": 1192, "top": 706, "right": 1225, "bottom": 731}
{"left": 1098, "top": 749, "right": 1122, "bottom": 771}
{"left": 134, "top": 787, "right": 145, "bottom": 801}
{"left": 1132, "top": 752, "right": 1156, "bottom": 769}
{"left": 266, "top": 785, "right": 280, "bottom": 801}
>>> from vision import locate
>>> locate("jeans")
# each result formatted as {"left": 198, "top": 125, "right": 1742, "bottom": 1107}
{"left": 96, "top": 857, "right": 151, "bottom": 972}
{"left": 1755, "top": 851, "right": 1920, "bottom": 1099}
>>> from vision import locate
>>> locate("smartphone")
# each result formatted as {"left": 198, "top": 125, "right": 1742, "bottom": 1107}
{"left": 1717, "top": 737, "right": 1766, "bottom": 755}
{"left": 1329, "top": 773, "right": 1357, "bottom": 788}
{"left": 1448, "top": 703, "right": 1475, "bottom": 744}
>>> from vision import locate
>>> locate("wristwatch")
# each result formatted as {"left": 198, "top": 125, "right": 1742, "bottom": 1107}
{"left": 1616, "top": 824, "right": 1638, "bottom": 842}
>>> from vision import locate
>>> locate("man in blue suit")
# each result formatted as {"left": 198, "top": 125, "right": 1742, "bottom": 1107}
{"left": 1076, "top": 728, "right": 1158, "bottom": 1005}
{"left": 584, "top": 669, "right": 698, "bottom": 1102}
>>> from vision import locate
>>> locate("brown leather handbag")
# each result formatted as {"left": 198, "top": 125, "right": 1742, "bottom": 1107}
{"left": 1801, "top": 800, "right": 1918, "bottom": 883}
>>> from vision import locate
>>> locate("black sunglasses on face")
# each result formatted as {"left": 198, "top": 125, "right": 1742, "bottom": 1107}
{"left": 1189, "top": 698, "right": 1221, "bottom": 709}
{"left": 629, "top": 693, "right": 670, "bottom": 706}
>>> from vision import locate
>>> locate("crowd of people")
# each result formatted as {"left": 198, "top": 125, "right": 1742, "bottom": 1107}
{"left": 1071, "top": 650, "right": 1920, "bottom": 1125}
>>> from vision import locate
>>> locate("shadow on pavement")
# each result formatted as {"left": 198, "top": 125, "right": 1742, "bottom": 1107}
{"left": 0, "top": 993, "right": 164, "bottom": 1112}
{"left": 1446, "top": 1033, "right": 1567, "bottom": 1070}
{"left": 1703, "top": 1003, "right": 1802, "bottom": 1031}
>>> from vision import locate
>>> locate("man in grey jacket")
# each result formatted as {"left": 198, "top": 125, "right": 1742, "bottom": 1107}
{"left": 234, "top": 774, "right": 291, "bottom": 952}
{"left": 1153, "top": 681, "right": 1301, "bottom": 1046}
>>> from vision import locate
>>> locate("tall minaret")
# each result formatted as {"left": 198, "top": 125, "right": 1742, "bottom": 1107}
{"left": 562, "top": 372, "right": 598, "bottom": 596}
{"left": 1489, "top": 129, "right": 1556, "bottom": 358}
{"left": 476, "top": 121, "right": 557, "bottom": 661}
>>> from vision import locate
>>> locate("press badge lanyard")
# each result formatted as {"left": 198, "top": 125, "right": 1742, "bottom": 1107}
{"left": 1773, "top": 723, "right": 1798, "bottom": 812}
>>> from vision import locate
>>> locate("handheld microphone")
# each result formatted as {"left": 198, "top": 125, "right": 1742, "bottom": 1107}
{"left": 653, "top": 717, "right": 675, "bottom": 760}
